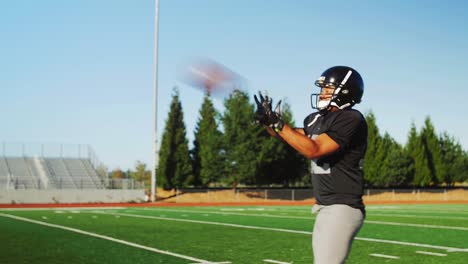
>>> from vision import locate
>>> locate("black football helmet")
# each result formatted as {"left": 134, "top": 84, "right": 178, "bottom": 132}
{"left": 311, "top": 66, "right": 364, "bottom": 110}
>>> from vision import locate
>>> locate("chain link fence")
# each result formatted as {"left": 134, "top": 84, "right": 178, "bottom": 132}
{"left": 157, "top": 188, "right": 467, "bottom": 203}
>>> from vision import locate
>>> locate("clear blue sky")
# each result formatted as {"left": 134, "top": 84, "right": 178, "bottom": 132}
{"left": 1, "top": 0, "right": 467, "bottom": 170}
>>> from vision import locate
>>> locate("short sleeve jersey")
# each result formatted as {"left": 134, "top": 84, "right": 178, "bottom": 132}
{"left": 303, "top": 108, "right": 368, "bottom": 210}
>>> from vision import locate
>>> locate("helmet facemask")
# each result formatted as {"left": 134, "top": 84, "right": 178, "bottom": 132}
{"left": 311, "top": 85, "right": 337, "bottom": 111}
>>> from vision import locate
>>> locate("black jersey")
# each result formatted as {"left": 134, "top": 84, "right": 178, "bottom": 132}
{"left": 303, "top": 108, "right": 367, "bottom": 210}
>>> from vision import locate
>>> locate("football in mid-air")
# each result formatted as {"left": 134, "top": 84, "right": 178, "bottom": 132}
{"left": 179, "top": 58, "right": 243, "bottom": 96}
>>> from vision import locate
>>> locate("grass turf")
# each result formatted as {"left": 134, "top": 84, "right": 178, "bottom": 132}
{"left": 1, "top": 204, "right": 467, "bottom": 263}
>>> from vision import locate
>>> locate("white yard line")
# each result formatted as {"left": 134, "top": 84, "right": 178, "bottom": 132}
{"left": 190, "top": 261, "right": 231, "bottom": 264}
{"left": 220, "top": 208, "right": 270, "bottom": 211}
{"left": 446, "top": 248, "right": 468, "bottom": 252}
{"left": 0, "top": 213, "right": 220, "bottom": 264}
{"left": 370, "top": 213, "right": 468, "bottom": 221}
{"left": 95, "top": 211, "right": 468, "bottom": 252}
{"left": 263, "top": 259, "right": 292, "bottom": 264}
{"left": 369, "top": 209, "right": 468, "bottom": 215}
{"left": 415, "top": 251, "right": 447, "bottom": 257}
{"left": 369, "top": 253, "right": 400, "bottom": 259}
{"left": 137, "top": 208, "right": 468, "bottom": 231}
{"left": 262, "top": 206, "right": 468, "bottom": 216}
{"left": 0, "top": 207, "right": 125, "bottom": 211}
{"left": 101, "top": 211, "right": 312, "bottom": 235}
{"left": 366, "top": 206, "right": 403, "bottom": 210}
{"left": 365, "top": 220, "right": 468, "bottom": 231}
{"left": 355, "top": 237, "right": 463, "bottom": 252}
{"left": 141, "top": 208, "right": 314, "bottom": 220}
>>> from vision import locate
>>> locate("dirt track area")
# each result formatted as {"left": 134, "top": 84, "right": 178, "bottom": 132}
{"left": 155, "top": 188, "right": 467, "bottom": 204}
{"left": 0, "top": 188, "right": 465, "bottom": 208}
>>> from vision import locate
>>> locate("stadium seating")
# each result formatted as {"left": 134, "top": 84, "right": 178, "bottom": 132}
{"left": 0, "top": 157, "right": 12, "bottom": 189}
{"left": 0, "top": 157, "right": 104, "bottom": 190}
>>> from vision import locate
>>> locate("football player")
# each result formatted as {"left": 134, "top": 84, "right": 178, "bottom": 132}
{"left": 254, "top": 66, "right": 367, "bottom": 264}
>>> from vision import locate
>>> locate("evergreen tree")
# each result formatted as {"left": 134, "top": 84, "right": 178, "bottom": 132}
{"left": 439, "top": 132, "right": 467, "bottom": 186}
{"left": 281, "top": 103, "right": 311, "bottom": 186}
{"left": 405, "top": 122, "right": 420, "bottom": 185}
{"left": 371, "top": 132, "right": 394, "bottom": 186}
{"left": 191, "top": 93, "right": 224, "bottom": 187}
{"left": 460, "top": 151, "right": 468, "bottom": 183}
{"left": 157, "top": 88, "right": 193, "bottom": 189}
{"left": 222, "top": 90, "right": 263, "bottom": 187}
{"left": 256, "top": 100, "right": 309, "bottom": 186}
{"left": 191, "top": 140, "right": 201, "bottom": 186}
{"left": 363, "top": 111, "right": 382, "bottom": 186}
{"left": 406, "top": 122, "right": 432, "bottom": 186}
{"left": 420, "top": 117, "right": 445, "bottom": 185}
{"left": 376, "top": 133, "right": 413, "bottom": 187}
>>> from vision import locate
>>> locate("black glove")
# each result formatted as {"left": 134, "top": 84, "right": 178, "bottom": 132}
{"left": 253, "top": 91, "right": 284, "bottom": 132}
{"left": 253, "top": 91, "right": 270, "bottom": 125}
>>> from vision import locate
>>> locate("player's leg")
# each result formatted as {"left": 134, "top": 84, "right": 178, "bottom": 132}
{"left": 312, "top": 204, "right": 364, "bottom": 264}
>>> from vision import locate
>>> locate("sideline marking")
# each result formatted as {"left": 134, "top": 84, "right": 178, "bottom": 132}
{"left": 369, "top": 253, "right": 400, "bottom": 259}
{"left": 143, "top": 207, "right": 314, "bottom": 220}
{"left": 186, "top": 261, "right": 231, "bottom": 264}
{"left": 366, "top": 206, "right": 401, "bottom": 210}
{"left": 369, "top": 213, "right": 468, "bottom": 221}
{"left": 415, "top": 251, "right": 447, "bottom": 256}
{"left": 99, "top": 211, "right": 311, "bottom": 235}
{"left": 0, "top": 207, "right": 125, "bottom": 211}
{"left": 365, "top": 220, "right": 468, "bottom": 231}
{"left": 98, "top": 211, "right": 468, "bottom": 252}
{"left": 220, "top": 208, "right": 267, "bottom": 211}
{"left": 369, "top": 208, "right": 468, "bottom": 215}
{"left": 263, "top": 259, "right": 291, "bottom": 264}
{"left": 270, "top": 206, "right": 468, "bottom": 220}
{"left": 0, "top": 213, "right": 219, "bottom": 264}
{"left": 447, "top": 248, "right": 468, "bottom": 252}
{"left": 139, "top": 208, "right": 468, "bottom": 231}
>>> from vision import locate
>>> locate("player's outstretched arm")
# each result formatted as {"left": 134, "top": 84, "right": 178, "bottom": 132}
{"left": 276, "top": 125, "right": 340, "bottom": 159}
{"left": 264, "top": 126, "right": 305, "bottom": 139}
{"left": 265, "top": 126, "right": 280, "bottom": 138}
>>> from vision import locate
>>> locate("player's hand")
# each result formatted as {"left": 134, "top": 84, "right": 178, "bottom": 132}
{"left": 253, "top": 91, "right": 271, "bottom": 125}
{"left": 269, "top": 99, "right": 284, "bottom": 131}
{"left": 253, "top": 92, "right": 284, "bottom": 131}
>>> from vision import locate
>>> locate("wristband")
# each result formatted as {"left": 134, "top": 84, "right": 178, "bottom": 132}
{"left": 273, "top": 120, "right": 284, "bottom": 133}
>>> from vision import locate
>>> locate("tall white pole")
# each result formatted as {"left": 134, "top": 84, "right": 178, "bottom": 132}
{"left": 151, "top": 0, "right": 160, "bottom": 202}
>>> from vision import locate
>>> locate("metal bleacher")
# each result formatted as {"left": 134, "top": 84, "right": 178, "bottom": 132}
{"left": 0, "top": 143, "right": 105, "bottom": 190}
{"left": 63, "top": 158, "right": 103, "bottom": 189}
{"left": 0, "top": 157, "right": 12, "bottom": 189}
{"left": 47, "top": 158, "right": 104, "bottom": 189}
{"left": 5, "top": 157, "right": 38, "bottom": 189}
{"left": 1, "top": 157, "right": 104, "bottom": 190}
{"left": 46, "top": 158, "right": 77, "bottom": 189}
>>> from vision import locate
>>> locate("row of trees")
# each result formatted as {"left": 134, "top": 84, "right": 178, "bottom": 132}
{"left": 365, "top": 113, "right": 467, "bottom": 187}
{"left": 108, "top": 161, "right": 151, "bottom": 187}
{"left": 139, "top": 88, "right": 467, "bottom": 189}
{"left": 157, "top": 89, "right": 308, "bottom": 190}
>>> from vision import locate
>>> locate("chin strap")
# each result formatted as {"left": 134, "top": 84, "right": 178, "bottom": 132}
{"left": 330, "top": 100, "right": 354, "bottom": 110}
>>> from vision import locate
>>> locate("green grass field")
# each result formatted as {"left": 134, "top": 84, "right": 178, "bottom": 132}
{"left": 1, "top": 204, "right": 467, "bottom": 263}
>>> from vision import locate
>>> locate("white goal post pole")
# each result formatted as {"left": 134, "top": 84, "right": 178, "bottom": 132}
{"left": 151, "top": 0, "right": 160, "bottom": 202}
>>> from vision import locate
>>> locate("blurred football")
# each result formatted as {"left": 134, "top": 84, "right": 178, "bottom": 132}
{"left": 179, "top": 58, "right": 242, "bottom": 96}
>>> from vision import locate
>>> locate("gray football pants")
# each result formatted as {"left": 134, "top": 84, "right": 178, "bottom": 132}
{"left": 312, "top": 204, "right": 364, "bottom": 264}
